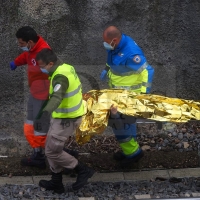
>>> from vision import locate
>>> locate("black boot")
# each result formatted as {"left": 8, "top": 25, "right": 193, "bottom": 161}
{"left": 72, "top": 162, "right": 95, "bottom": 190}
{"left": 21, "top": 151, "right": 46, "bottom": 169}
{"left": 113, "top": 151, "right": 126, "bottom": 161}
{"left": 120, "top": 150, "right": 144, "bottom": 167}
{"left": 63, "top": 148, "right": 79, "bottom": 175}
{"left": 39, "top": 172, "right": 65, "bottom": 194}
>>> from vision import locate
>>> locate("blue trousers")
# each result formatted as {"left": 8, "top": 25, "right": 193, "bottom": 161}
{"left": 112, "top": 123, "right": 137, "bottom": 141}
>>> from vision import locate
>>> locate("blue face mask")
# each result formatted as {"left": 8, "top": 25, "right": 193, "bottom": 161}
{"left": 103, "top": 39, "right": 115, "bottom": 50}
{"left": 103, "top": 42, "right": 114, "bottom": 50}
{"left": 40, "top": 68, "right": 49, "bottom": 74}
{"left": 20, "top": 42, "right": 31, "bottom": 52}
{"left": 20, "top": 46, "right": 29, "bottom": 51}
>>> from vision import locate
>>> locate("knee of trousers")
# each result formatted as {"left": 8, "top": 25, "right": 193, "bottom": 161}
{"left": 44, "top": 146, "right": 53, "bottom": 157}
{"left": 45, "top": 139, "right": 65, "bottom": 158}
{"left": 112, "top": 123, "right": 137, "bottom": 141}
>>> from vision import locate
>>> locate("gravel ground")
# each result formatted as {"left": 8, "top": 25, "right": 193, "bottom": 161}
{"left": 69, "top": 121, "right": 200, "bottom": 154}
{"left": 1, "top": 177, "right": 200, "bottom": 199}
{"left": 1, "top": 122, "right": 200, "bottom": 199}
{"left": 137, "top": 122, "right": 200, "bottom": 153}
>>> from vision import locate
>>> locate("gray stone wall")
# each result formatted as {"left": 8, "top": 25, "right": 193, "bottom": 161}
{"left": 0, "top": 0, "right": 200, "bottom": 156}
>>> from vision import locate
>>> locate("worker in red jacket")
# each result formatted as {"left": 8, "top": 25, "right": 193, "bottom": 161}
{"left": 9, "top": 26, "right": 51, "bottom": 168}
{"left": 10, "top": 26, "right": 50, "bottom": 168}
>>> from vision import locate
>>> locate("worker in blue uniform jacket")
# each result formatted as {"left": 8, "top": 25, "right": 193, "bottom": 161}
{"left": 100, "top": 25, "right": 154, "bottom": 167}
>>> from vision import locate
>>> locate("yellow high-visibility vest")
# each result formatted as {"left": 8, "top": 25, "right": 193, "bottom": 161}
{"left": 107, "top": 62, "right": 150, "bottom": 94}
{"left": 49, "top": 63, "right": 85, "bottom": 118}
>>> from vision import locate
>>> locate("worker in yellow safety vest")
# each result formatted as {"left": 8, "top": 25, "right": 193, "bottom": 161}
{"left": 34, "top": 48, "right": 94, "bottom": 193}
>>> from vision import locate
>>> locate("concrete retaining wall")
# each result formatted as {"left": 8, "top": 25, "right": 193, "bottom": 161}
{"left": 0, "top": 0, "right": 199, "bottom": 156}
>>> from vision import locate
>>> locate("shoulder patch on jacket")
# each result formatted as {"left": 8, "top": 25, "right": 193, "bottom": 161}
{"left": 133, "top": 55, "right": 141, "bottom": 63}
{"left": 118, "top": 52, "right": 124, "bottom": 57}
{"left": 54, "top": 84, "right": 61, "bottom": 92}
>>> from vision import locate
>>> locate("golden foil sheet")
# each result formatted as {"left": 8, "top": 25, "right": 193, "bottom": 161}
{"left": 76, "top": 89, "right": 200, "bottom": 144}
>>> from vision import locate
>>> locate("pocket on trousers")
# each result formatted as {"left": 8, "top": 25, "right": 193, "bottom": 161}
{"left": 47, "top": 135, "right": 65, "bottom": 154}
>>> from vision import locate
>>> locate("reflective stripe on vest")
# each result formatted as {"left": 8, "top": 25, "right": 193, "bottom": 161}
{"left": 112, "top": 81, "right": 152, "bottom": 90}
{"left": 55, "top": 98, "right": 83, "bottom": 113}
{"left": 112, "top": 84, "right": 141, "bottom": 90}
{"left": 110, "top": 62, "right": 148, "bottom": 76}
{"left": 64, "top": 84, "right": 82, "bottom": 98}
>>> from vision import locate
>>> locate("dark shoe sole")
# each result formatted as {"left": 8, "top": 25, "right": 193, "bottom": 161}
{"left": 72, "top": 169, "right": 95, "bottom": 190}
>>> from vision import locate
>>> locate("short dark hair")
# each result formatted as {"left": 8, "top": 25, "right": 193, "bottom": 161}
{"left": 36, "top": 48, "right": 57, "bottom": 64}
{"left": 16, "top": 26, "right": 39, "bottom": 43}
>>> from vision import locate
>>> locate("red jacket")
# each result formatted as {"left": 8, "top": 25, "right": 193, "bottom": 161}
{"left": 14, "top": 36, "right": 50, "bottom": 100}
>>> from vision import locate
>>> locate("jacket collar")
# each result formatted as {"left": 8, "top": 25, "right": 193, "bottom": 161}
{"left": 29, "top": 35, "right": 45, "bottom": 52}
{"left": 114, "top": 34, "right": 125, "bottom": 52}
{"left": 49, "top": 58, "right": 64, "bottom": 77}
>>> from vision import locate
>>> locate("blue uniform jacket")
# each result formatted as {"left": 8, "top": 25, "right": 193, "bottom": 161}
{"left": 106, "top": 34, "right": 154, "bottom": 93}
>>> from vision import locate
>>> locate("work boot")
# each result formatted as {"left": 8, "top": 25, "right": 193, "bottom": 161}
{"left": 120, "top": 150, "right": 144, "bottom": 167}
{"left": 72, "top": 162, "right": 95, "bottom": 190}
{"left": 113, "top": 151, "right": 126, "bottom": 161}
{"left": 63, "top": 148, "right": 79, "bottom": 175}
{"left": 21, "top": 151, "right": 46, "bottom": 169}
{"left": 39, "top": 172, "right": 65, "bottom": 194}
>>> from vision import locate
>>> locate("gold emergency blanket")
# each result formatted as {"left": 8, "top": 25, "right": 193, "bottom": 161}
{"left": 76, "top": 89, "right": 200, "bottom": 144}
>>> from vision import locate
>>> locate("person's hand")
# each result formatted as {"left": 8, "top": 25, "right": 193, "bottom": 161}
{"left": 110, "top": 104, "right": 118, "bottom": 115}
{"left": 10, "top": 61, "right": 17, "bottom": 70}
{"left": 100, "top": 70, "right": 107, "bottom": 81}
{"left": 34, "top": 111, "right": 50, "bottom": 133}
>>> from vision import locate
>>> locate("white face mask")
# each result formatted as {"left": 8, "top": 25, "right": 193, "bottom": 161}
{"left": 103, "top": 39, "right": 115, "bottom": 50}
